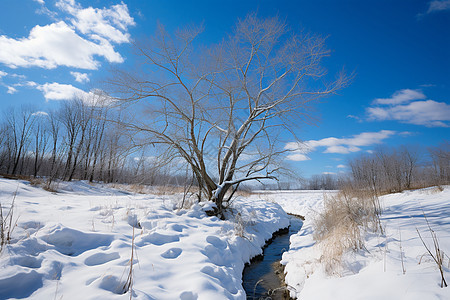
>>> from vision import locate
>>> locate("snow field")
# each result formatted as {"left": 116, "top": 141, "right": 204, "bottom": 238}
{"left": 0, "top": 179, "right": 289, "bottom": 299}
{"left": 3, "top": 179, "right": 447, "bottom": 300}
{"left": 276, "top": 187, "right": 450, "bottom": 299}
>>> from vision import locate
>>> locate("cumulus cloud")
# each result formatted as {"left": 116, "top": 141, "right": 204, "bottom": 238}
{"left": 373, "top": 89, "right": 425, "bottom": 105}
{"left": 309, "top": 130, "right": 395, "bottom": 153}
{"left": 286, "top": 153, "right": 310, "bottom": 162}
{"left": 0, "top": 21, "right": 123, "bottom": 69}
{"left": 7, "top": 86, "right": 18, "bottom": 94}
{"left": 70, "top": 71, "right": 90, "bottom": 83}
{"left": 285, "top": 130, "right": 396, "bottom": 161}
{"left": 33, "top": 0, "right": 45, "bottom": 4}
{"left": 32, "top": 111, "right": 49, "bottom": 117}
{"left": 0, "top": 0, "right": 134, "bottom": 70}
{"left": 427, "top": 0, "right": 450, "bottom": 13}
{"left": 367, "top": 89, "right": 449, "bottom": 127}
{"left": 56, "top": 0, "right": 135, "bottom": 44}
{"left": 37, "top": 82, "right": 86, "bottom": 100}
{"left": 0, "top": 70, "right": 7, "bottom": 78}
{"left": 36, "top": 82, "right": 112, "bottom": 106}
{"left": 347, "top": 114, "right": 362, "bottom": 122}
{"left": 368, "top": 100, "right": 450, "bottom": 127}
{"left": 337, "top": 164, "right": 346, "bottom": 168}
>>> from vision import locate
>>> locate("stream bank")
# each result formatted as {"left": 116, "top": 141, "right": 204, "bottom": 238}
{"left": 243, "top": 215, "right": 303, "bottom": 299}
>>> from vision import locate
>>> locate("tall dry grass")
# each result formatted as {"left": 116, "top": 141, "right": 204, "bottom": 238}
{"left": 313, "top": 186, "right": 383, "bottom": 274}
{"left": 1, "top": 189, "right": 19, "bottom": 252}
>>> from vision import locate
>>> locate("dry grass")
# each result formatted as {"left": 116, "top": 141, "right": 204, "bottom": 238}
{"left": 110, "top": 183, "right": 193, "bottom": 196}
{"left": 313, "top": 187, "right": 382, "bottom": 274}
{"left": 122, "top": 227, "right": 137, "bottom": 298}
{"left": 1, "top": 189, "right": 19, "bottom": 252}
{"left": 417, "top": 213, "right": 448, "bottom": 288}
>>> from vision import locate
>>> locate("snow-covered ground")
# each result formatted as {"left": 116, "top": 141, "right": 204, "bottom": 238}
{"left": 278, "top": 187, "right": 450, "bottom": 299}
{"left": 0, "top": 178, "right": 289, "bottom": 299}
{"left": 1, "top": 179, "right": 449, "bottom": 299}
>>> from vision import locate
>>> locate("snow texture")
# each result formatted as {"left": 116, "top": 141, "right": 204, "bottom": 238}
{"left": 0, "top": 178, "right": 288, "bottom": 299}
{"left": 2, "top": 179, "right": 449, "bottom": 299}
{"left": 273, "top": 187, "right": 450, "bottom": 299}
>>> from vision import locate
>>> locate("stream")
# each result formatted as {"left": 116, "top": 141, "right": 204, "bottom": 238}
{"left": 243, "top": 215, "right": 303, "bottom": 299}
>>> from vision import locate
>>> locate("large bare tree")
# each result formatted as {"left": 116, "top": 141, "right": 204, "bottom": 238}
{"left": 108, "top": 14, "right": 348, "bottom": 214}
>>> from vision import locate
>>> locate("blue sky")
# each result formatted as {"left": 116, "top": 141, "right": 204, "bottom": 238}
{"left": 0, "top": 0, "right": 449, "bottom": 178}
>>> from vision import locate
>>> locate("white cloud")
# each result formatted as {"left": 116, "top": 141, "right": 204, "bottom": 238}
{"left": 399, "top": 131, "right": 415, "bottom": 136}
{"left": 347, "top": 114, "right": 362, "bottom": 122}
{"left": 10, "top": 73, "right": 26, "bottom": 79}
{"left": 7, "top": 86, "right": 18, "bottom": 94}
{"left": 324, "top": 145, "right": 360, "bottom": 154}
{"left": 70, "top": 71, "right": 90, "bottom": 83}
{"left": 427, "top": 0, "right": 450, "bottom": 13}
{"left": 56, "top": 0, "right": 135, "bottom": 43}
{"left": 286, "top": 153, "right": 310, "bottom": 162}
{"left": 32, "top": 111, "right": 49, "bottom": 117}
{"left": 36, "top": 82, "right": 113, "bottom": 106}
{"left": 368, "top": 89, "right": 450, "bottom": 127}
{"left": 0, "top": 1, "right": 134, "bottom": 70}
{"left": 33, "top": 0, "right": 45, "bottom": 4}
{"left": 0, "top": 70, "right": 7, "bottom": 78}
{"left": 307, "top": 130, "right": 395, "bottom": 153}
{"left": 368, "top": 97, "right": 450, "bottom": 127}
{"left": 373, "top": 89, "right": 425, "bottom": 105}
{"left": 322, "top": 172, "right": 336, "bottom": 175}
{"left": 284, "top": 130, "right": 396, "bottom": 160}
{"left": 337, "top": 164, "right": 346, "bottom": 169}
{"left": 0, "top": 21, "right": 123, "bottom": 69}
{"left": 37, "top": 82, "right": 86, "bottom": 100}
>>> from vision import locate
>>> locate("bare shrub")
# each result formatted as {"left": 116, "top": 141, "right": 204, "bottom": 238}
{"left": 313, "top": 187, "right": 382, "bottom": 274}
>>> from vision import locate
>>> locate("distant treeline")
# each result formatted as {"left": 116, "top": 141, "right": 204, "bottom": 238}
{"left": 305, "top": 144, "right": 449, "bottom": 192}
{"left": 0, "top": 100, "right": 448, "bottom": 193}
{"left": 346, "top": 144, "right": 449, "bottom": 194}
{"left": 0, "top": 99, "right": 189, "bottom": 187}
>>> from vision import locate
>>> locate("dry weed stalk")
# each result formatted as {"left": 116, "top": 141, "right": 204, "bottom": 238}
{"left": 123, "top": 227, "right": 137, "bottom": 298}
{"left": 399, "top": 228, "right": 406, "bottom": 275}
{"left": 417, "top": 213, "right": 448, "bottom": 288}
{"left": 1, "top": 188, "right": 19, "bottom": 252}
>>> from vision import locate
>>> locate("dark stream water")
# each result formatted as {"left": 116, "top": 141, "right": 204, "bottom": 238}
{"left": 243, "top": 216, "right": 303, "bottom": 300}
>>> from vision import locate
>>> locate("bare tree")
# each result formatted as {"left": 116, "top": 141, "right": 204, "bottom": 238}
{"left": 429, "top": 142, "right": 450, "bottom": 185}
{"left": 31, "top": 113, "right": 50, "bottom": 177}
{"left": 376, "top": 147, "right": 402, "bottom": 193}
{"left": 308, "top": 174, "right": 338, "bottom": 190}
{"left": 108, "top": 14, "right": 348, "bottom": 214}
{"left": 350, "top": 155, "right": 381, "bottom": 195}
{"left": 58, "top": 100, "right": 82, "bottom": 180}
{"left": 4, "top": 107, "right": 35, "bottom": 175}
{"left": 400, "top": 145, "right": 420, "bottom": 189}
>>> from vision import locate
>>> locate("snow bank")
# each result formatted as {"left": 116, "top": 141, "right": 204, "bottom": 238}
{"left": 0, "top": 178, "right": 289, "bottom": 299}
{"left": 278, "top": 187, "right": 450, "bottom": 299}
